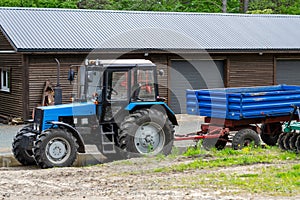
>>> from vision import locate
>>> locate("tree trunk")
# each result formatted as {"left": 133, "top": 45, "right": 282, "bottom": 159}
{"left": 222, "top": 0, "right": 227, "bottom": 13}
{"left": 240, "top": 0, "right": 249, "bottom": 13}
{"left": 244, "top": 0, "right": 249, "bottom": 13}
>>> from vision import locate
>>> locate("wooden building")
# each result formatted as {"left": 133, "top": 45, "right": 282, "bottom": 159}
{"left": 1, "top": 7, "right": 300, "bottom": 118}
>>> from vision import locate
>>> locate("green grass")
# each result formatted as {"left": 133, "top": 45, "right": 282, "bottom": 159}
{"left": 155, "top": 146, "right": 298, "bottom": 173}
{"left": 183, "top": 164, "right": 300, "bottom": 196}
{"left": 153, "top": 146, "right": 300, "bottom": 196}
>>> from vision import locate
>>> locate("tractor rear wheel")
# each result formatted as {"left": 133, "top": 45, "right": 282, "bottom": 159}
{"left": 33, "top": 128, "right": 78, "bottom": 168}
{"left": 260, "top": 123, "right": 282, "bottom": 146}
{"left": 12, "top": 125, "right": 36, "bottom": 166}
{"left": 278, "top": 132, "right": 287, "bottom": 150}
{"left": 232, "top": 129, "right": 260, "bottom": 150}
{"left": 118, "top": 109, "right": 174, "bottom": 157}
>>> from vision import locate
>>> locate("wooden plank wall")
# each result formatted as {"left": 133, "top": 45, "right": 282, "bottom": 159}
{"left": 0, "top": 54, "right": 24, "bottom": 118}
{"left": 28, "top": 54, "right": 87, "bottom": 117}
{"left": 228, "top": 54, "right": 274, "bottom": 87}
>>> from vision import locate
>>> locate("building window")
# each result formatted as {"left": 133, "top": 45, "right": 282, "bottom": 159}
{"left": 0, "top": 68, "right": 11, "bottom": 92}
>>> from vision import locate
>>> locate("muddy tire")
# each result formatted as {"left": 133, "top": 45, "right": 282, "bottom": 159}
{"left": 33, "top": 128, "right": 78, "bottom": 168}
{"left": 12, "top": 125, "right": 36, "bottom": 166}
{"left": 118, "top": 109, "right": 174, "bottom": 157}
{"left": 232, "top": 129, "right": 261, "bottom": 150}
{"left": 260, "top": 123, "right": 282, "bottom": 146}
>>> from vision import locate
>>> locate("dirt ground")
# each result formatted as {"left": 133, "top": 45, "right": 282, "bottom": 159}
{"left": 0, "top": 155, "right": 298, "bottom": 200}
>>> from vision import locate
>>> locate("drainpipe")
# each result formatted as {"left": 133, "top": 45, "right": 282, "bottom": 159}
{"left": 54, "top": 58, "right": 62, "bottom": 105}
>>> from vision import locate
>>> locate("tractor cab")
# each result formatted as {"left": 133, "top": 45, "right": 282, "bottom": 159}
{"left": 75, "top": 59, "right": 160, "bottom": 123}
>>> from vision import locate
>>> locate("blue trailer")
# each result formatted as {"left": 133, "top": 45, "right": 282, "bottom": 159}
{"left": 183, "top": 85, "right": 300, "bottom": 150}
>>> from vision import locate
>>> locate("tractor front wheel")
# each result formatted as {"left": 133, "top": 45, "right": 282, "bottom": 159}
{"left": 118, "top": 109, "right": 174, "bottom": 157}
{"left": 33, "top": 128, "right": 78, "bottom": 168}
{"left": 12, "top": 125, "right": 36, "bottom": 166}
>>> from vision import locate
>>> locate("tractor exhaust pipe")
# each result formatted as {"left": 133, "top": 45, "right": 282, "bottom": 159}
{"left": 54, "top": 58, "right": 62, "bottom": 105}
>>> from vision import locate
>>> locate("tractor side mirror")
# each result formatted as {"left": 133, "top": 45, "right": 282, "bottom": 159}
{"left": 158, "top": 69, "right": 164, "bottom": 76}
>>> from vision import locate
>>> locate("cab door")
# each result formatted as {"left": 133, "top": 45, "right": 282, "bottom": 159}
{"left": 101, "top": 68, "right": 131, "bottom": 123}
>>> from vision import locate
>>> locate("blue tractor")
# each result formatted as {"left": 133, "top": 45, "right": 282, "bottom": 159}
{"left": 12, "top": 59, "right": 178, "bottom": 168}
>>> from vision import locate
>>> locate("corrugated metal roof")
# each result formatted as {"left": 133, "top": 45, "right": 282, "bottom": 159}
{"left": 1, "top": 7, "right": 300, "bottom": 52}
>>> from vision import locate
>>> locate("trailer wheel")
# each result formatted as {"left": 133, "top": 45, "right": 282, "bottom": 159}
{"left": 260, "top": 123, "right": 282, "bottom": 146}
{"left": 33, "top": 128, "right": 78, "bottom": 168}
{"left": 283, "top": 132, "right": 294, "bottom": 150}
{"left": 232, "top": 129, "right": 261, "bottom": 150}
{"left": 289, "top": 133, "right": 299, "bottom": 152}
{"left": 202, "top": 134, "right": 228, "bottom": 150}
{"left": 12, "top": 125, "right": 36, "bottom": 166}
{"left": 277, "top": 132, "right": 287, "bottom": 150}
{"left": 118, "top": 109, "right": 174, "bottom": 157}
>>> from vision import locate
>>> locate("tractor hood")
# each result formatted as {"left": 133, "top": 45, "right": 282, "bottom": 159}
{"left": 35, "top": 102, "right": 97, "bottom": 131}
{"left": 38, "top": 102, "right": 96, "bottom": 117}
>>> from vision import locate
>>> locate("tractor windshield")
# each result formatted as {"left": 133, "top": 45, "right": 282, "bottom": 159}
{"left": 78, "top": 66, "right": 103, "bottom": 102}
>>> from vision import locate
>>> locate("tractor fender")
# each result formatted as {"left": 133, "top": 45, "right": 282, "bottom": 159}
{"left": 125, "top": 102, "right": 178, "bottom": 126}
{"left": 47, "top": 121, "right": 85, "bottom": 153}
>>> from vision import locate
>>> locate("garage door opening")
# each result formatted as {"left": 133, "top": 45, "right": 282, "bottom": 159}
{"left": 277, "top": 60, "right": 300, "bottom": 85}
{"left": 169, "top": 60, "right": 224, "bottom": 114}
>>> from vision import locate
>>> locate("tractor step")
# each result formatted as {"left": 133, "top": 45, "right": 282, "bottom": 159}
{"left": 100, "top": 125, "right": 116, "bottom": 154}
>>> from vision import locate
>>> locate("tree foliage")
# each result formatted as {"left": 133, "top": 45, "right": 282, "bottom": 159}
{"left": 0, "top": 0, "right": 77, "bottom": 8}
{"left": 0, "top": 0, "right": 299, "bottom": 15}
{"left": 77, "top": 0, "right": 241, "bottom": 13}
{"left": 248, "top": 0, "right": 300, "bottom": 15}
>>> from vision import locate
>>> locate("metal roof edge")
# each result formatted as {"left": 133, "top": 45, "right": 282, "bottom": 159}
{"left": 15, "top": 48, "right": 300, "bottom": 55}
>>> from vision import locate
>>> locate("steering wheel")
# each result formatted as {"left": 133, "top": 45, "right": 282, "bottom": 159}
{"left": 108, "top": 87, "right": 118, "bottom": 96}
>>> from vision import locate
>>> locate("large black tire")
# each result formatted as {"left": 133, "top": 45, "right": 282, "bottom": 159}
{"left": 12, "top": 125, "right": 36, "bottom": 166}
{"left": 118, "top": 109, "right": 174, "bottom": 157}
{"left": 289, "top": 133, "right": 299, "bottom": 152}
{"left": 278, "top": 132, "right": 288, "bottom": 150}
{"left": 283, "top": 132, "right": 294, "bottom": 150}
{"left": 232, "top": 129, "right": 261, "bottom": 150}
{"left": 202, "top": 134, "right": 228, "bottom": 150}
{"left": 33, "top": 128, "right": 78, "bottom": 168}
{"left": 260, "top": 123, "right": 282, "bottom": 146}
